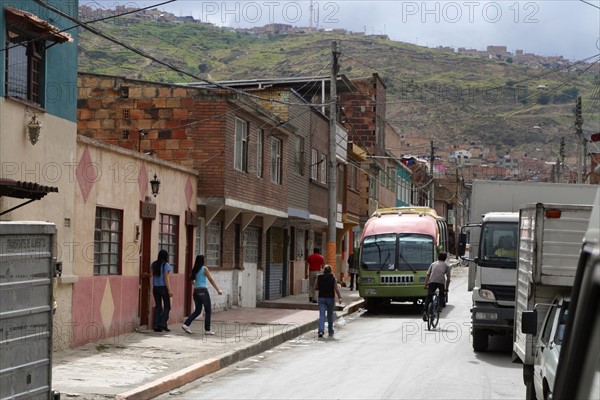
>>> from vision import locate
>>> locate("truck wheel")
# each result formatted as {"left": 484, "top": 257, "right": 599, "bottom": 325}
{"left": 472, "top": 329, "right": 488, "bottom": 352}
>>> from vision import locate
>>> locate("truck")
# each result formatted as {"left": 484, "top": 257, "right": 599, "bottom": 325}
{"left": 358, "top": 206, "right": 448, "bottom": 311}
{"left": 513, "top": 202, "right": 593, "bottom": 400}
{"left": 0, "top": 221, "right": 60, "bottom": 400}
{"left": 457, "top": 180, "right": 598, "bottom": 352}
{"left": 549, "top": 187, "right": 600, "bottom": 400}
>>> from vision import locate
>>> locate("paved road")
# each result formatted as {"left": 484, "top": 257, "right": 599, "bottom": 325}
{"left": 158, "top": 269, "right": 525, "bottom": 399}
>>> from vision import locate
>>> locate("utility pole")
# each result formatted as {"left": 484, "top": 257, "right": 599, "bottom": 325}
{"left": 429, "top": 140, "right": 435, "bottom": 208}
{"left": 558, "top": 136, "right": 565, "bottom": 183}
{"left": 327, "top": 41, "right": 339, "bottom": 273}
{"left": 574, "top": 96, "right": 584, "bottom": 183}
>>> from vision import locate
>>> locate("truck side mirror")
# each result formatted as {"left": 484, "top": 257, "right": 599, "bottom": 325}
{"left": 522, "top": 310, "right": 538, "bottom": 335}
{"left": 457, "top": 233, "right": 467, "bottom": 257}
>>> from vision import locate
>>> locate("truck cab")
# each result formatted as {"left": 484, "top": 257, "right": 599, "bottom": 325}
{"left": 458, "top": 212, "right": 519, "bottom": 351}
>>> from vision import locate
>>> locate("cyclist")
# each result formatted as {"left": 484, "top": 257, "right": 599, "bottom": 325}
{"left": 423, "top": 252, "right": 451, "bottom": 321}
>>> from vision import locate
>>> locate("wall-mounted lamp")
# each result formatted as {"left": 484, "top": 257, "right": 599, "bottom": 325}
{"left": 27, "top": 115, "right": 42, "bottom": 145}
{"left": 150, "top": 174, "right": 161, "bottom": 197}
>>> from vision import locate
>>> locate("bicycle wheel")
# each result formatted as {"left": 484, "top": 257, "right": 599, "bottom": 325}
{"left": 429, "top": 295, "right": 440, "bottom": 329}
{"left": 426, "top": 302, "right": 434, "bottom": 330}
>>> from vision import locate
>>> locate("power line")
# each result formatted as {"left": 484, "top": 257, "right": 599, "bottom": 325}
{"left": 31, "top": 0, "right": 334, "bottom": 109}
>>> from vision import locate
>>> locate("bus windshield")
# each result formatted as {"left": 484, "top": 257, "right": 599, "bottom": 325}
{"left": 361, "top": 233, "right": 434, "bottom": 271}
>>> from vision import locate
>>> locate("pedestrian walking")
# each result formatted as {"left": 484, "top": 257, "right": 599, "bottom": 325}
{"left": 182, "top": 255, "right": 223, "bottom": 335}
{"left": 306, "top": 247, "right": 325, "bottom": 303}
{"left": 315, "top": 265, "right": 342, "bottom": 338}
{"left": 152, "top": 249, "right": 173, "bottom": 332}
{"left": 348, "top": 250, "right": 359, "bottom": 291}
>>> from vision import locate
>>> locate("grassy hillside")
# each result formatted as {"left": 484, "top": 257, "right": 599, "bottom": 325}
{"left": 77, "top": 19, "right": 599, "bottom": 162}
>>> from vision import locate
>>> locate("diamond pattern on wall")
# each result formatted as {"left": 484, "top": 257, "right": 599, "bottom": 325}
{"left": 76, "top": 146, "right": 97, "bottom": 204}
{"left": 138, "top": 163, "right": 148, "bottom": 199}
{"left": 100, "top": 279, "right": 115, "bottom": 335}
{"left": 185, "top": 176, "right": 193, "bottom": 207}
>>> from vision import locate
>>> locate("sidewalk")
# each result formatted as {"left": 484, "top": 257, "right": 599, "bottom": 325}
{"left": 51, "top": 289, "right": 365, "bottom": 400}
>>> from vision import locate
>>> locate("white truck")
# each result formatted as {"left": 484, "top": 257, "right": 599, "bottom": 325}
{"left": 513, "top": 202, "right": 593, "bottom": 400}
{"left": 457, "top": 180, "right": 598, "bottom": 352}
{"left": 551, "top": 188, "right": 600, "bottom": 400}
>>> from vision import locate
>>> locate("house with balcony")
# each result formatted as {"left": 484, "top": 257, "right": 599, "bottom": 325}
{"left": 77, "top": 73, "right": 300, "bottom": 309}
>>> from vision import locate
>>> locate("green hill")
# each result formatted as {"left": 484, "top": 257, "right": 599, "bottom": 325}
{"left": 77, "top": 18, "right": 599, "bottom": 162}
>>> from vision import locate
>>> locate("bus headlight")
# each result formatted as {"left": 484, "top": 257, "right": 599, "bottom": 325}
{"left": 361, "top": 277, "right": 376, "bottom": 284}
{"left": 479, "top": 289, "right": 496, "bottom": 300}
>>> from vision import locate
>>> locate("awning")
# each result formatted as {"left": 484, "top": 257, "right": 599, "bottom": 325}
{"left": 0, "top": 179, "right": 59, "bottom": 216}
{"left": 4, "top": 6, "right": 73, "bottom": 44}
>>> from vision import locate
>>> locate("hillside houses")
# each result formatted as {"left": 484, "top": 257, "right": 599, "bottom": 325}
{"left": 2, "top": 1, "right": 597, "bottom": 351}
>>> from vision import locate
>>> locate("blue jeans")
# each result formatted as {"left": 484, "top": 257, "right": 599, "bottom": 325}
{"left": 153, "top": 286, "right": 171, "bottom": 330}
{"left": 318, "top": 297, "right": 335, "bottom": 336}
{"left": 184, "top": 287, "right": 212, "bottom": 331}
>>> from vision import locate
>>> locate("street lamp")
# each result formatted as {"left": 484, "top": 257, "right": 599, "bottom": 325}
{"left": 150, "top": 174, "right": 161, "bottom": 197}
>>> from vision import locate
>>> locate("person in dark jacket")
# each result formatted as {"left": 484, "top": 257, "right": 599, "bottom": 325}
{"left": 151, "top": 249, "right": 173, "bottom": 332}
{"left": 314, "top": 265, "right": 342, "bottom": 338}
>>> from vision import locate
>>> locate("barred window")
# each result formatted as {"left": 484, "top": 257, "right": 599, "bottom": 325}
{"left": 159, "top": 214, "right": 179, "bottom": 272}
{"left": 206, "top": 221, "right": 222, "bottom": 267}
{"left": 94, "top": 207, "right": 122, "bottom": 275}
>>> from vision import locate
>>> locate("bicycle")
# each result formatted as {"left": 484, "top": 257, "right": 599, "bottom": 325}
{"left": 425, "top": 288, "right": 442, "bottom": 331}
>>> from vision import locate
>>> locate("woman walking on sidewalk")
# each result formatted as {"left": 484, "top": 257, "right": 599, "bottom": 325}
{"left": 315, "top": 265, "right": 342, "bottom": 338}
{"left": 182, "top": 255, "right": 222, "bottom": 335}
{"left": 152, "top": 249, "right": 173, "bottom": 332}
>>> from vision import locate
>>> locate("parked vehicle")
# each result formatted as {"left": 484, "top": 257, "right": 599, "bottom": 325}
{"left": 0, "top": 221, "right": 61, "bottom": 400}
{"left": 457, "top": 180, "right": 597, "bottom": 352}
{"left": 513, "top": 202, "right": 593, "bottom": 400}
{"left": 358, "top": 206, "right": 448, "bottom": 311}
{"left": 552, "top": 187, "right": 600, "bottom": 400}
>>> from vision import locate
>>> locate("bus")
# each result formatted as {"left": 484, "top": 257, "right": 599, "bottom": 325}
{"left": 358, "top": 207, "right": 448, "bottom": 311}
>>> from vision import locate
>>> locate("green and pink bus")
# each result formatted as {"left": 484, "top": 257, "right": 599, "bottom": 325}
{"left": 358, "top": 207, "right": 448, "bottom": 311}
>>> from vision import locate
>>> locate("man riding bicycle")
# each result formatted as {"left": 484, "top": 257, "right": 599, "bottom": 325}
{"left": 423, "top": 252, "right": 451, "bottom": 321}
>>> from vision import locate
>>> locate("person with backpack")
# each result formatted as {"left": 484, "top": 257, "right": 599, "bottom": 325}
{"left": 152, "top": 249, "right": 173, "bottom": 332}
{"left": 315, "top": 265, "right": 342, "bottom": 338}
{"left": 182, "top": 255, "right": 223, "bottom": 335}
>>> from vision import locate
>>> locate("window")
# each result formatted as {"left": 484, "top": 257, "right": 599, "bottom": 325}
{"left": 94, "top": 207, "right": 122, "bottom": 275}
{"left": 4, "top": 8, "right": 70, "bottom": 106}
{"left": 386, "top": 167, "right": 396, "bottom": 191}
{"left": 256, "top": 129, "right": 263, "bottom": 178}
{"left": 234, "top": 118, "right": 248, "bottom": 172}
{"left": 5, "top": 29, "right": 44, "bottom": 105}
{"left": 311, "top": 149, "right": 318, "bottom": 180}
{"left": 320, "top": 153, "right": 327, "bottom": 184}
{"left": 295, "top": 137, "right": 305, "bottom": 175}
{"left": 369, "top": 173, "right": 380, "bottom": 200}
{"left": 159, "top": 214, "right": 179, "bottom": 272}
{"left": 350, "top": 164, "right": 358, "bottom": 190}
{"left": 206, "top": 221, "right": 222, "bottom": 266}
{"left": 271, "top": 137, "right": 282, "bottom": 184}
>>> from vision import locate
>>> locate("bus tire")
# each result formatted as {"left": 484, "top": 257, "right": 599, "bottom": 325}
{"left": 365, "top": 298, "right": 379, "bottom": 313}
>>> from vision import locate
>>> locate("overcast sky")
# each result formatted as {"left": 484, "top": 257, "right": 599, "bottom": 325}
{"left": 111, "top": 0, "right": 600, "bottom": 61}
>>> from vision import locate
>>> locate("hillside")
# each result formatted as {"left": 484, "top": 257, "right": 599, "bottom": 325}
{"left": 77, "top": 18, "right": 599, "bottom": 163}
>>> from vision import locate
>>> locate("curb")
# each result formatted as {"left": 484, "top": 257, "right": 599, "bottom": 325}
{"left": 115, "top": 299, "right": 365, "bottom": 400}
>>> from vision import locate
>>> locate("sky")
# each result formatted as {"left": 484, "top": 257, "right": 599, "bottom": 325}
{"left": 109, "top": 0, "right": 600, "bottom": 61}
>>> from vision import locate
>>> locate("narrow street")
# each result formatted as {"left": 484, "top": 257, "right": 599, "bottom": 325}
{"left": 159, "top": 267, "right": 525, "bottom": 400}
